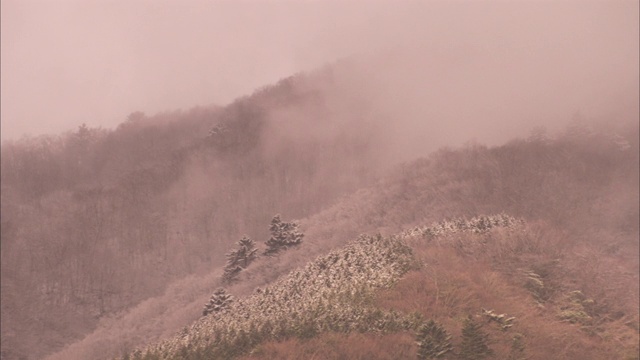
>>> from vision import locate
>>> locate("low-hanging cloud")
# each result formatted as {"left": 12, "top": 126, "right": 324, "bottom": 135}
{"left": 1, "top": 1, "right": 638, "bottom": 148}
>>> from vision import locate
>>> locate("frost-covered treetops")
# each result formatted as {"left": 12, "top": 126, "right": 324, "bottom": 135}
{"left": 126, "top": 214, "right": 523, "bottom": 359}
{"left": 222, "top": 236, "right": 259, "bottom": 284}
{"left": 263, "top": 214, "right": 304, "bottom": 256}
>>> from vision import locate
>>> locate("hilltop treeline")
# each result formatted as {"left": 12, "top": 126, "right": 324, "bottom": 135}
{"left": 307, "top": 120, "right": 638, "bottom": 242}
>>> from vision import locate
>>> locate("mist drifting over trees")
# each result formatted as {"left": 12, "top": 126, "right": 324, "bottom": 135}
{"left": 1, "top": 1, "right": 638, "bottom": 360}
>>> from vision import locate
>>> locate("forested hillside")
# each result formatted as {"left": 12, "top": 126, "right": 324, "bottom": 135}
{"left": 42, "top": 117, "right": 639, "bottom": 359}
{"left": 2, "top": 1, "right": 637, "bottom": 359}
{"left": 1, "top": 56, "right": 637, "bottom": 359}
{"left": 0, "top": 66, "right": 390, "bottom": 360}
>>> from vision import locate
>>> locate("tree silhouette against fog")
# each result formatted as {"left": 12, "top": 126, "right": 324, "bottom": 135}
{"left": 222, "top": 236, "right": 258, "bottom": 283}
{"left": 264, "top": 214, "right": 304, "bottom": 256}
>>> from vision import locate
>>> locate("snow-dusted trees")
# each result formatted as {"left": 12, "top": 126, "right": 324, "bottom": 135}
{"left": 222, "top": 236, "right": 258, "bottom": 283}
{"left": 220, "top": 215, "right": 304, "bottom": 283}
{"left": 202, "top": 288, "right": 234, "bottom": 316}
{"left": 145, "top": 233, "right": 416, "bottom": 358}
{"left": 263, "top": 214, "right": 304, "bottom": 256}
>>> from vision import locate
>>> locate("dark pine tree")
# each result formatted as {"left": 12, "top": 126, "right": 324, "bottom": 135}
{"left": 202, "top": 288, "right": 234, "bottom": 316}
{"left": 416, "top": 319, "right": 453, "bottom": 359}
{"left": 459, "top": 315, "right": 493, "bottom": 360}
{"left": 222, "top": 235, "right": 258, "bottom": 283}
{"left": 263, "top": 214, "right": 304, "bottom": 256}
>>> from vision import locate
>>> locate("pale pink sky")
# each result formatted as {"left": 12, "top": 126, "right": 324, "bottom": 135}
{"left": 2, "top": 1, "right": 638, "bottom": 141}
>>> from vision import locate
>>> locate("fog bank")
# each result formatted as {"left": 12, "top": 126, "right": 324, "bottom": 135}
{"left": 2, "top": 1, "right": 638, "bottom": 144}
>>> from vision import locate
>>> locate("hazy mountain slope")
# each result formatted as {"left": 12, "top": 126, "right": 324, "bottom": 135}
{"left": 242, "top": 221, "right": 639, "bottom": 359}
{"left": 123, "top": 208, "right": 637, "bottom": 359}
{"left": 304, "top": 120, "right": 638, "bottom": 247}
{"left": 45, "top": 120, "right": 638, "bottom": 359}
{"left": 246, "top": 123, "right": 639, "bottom": 360}
{"left": 175, "top": 123, "right": 640, "bottom": 359}
{"left": 2, "top": 45, "right": 637, "bottom": 359}
{"left": 128, "top": 216, "right": 522, "bottom": 359}
{"left": 0, "top": 66, "right": 390, "bottom": 360}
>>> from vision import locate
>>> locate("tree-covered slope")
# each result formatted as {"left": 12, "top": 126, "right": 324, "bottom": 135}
{"left": 123, "top": 215, "right": 524, "bottom": 359}
{"left": 0, "top": 67, "right": 389, "bottom": 360}
{"left": 53, "top": 120, "right": 637, "bottom": 360}
{"left": 1, "top": 56, "right": 636, "bottom": 359}
{"left": 126, "top": 209, "right": 638, "bottom": 359}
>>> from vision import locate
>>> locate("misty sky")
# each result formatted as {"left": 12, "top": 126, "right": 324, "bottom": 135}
{"left": 1, "top": 0, "right": 638, "bottom": 142}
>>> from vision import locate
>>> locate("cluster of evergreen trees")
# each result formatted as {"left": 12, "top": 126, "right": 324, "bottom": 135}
{"left": 220, "top": 214, "right": 303, "bottom": 285}
{"left": 222, "top": 236, "right": 258, "bottom": 284}
{"left": 416, "top": 316, "right": 523, "bottom": 360}
{"left": 202, "top": 288, "right": 234, "bottom": 317}
{"left": 264, "top": 214, "right": 304, "bottom": 256}
{"left": 207, "top": 214, "right": 304, "bottom": 316}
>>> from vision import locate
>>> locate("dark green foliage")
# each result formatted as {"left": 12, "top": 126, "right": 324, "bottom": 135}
{"left": 264, "top": 214, "right": 304, "bottom": 256}
{"left": 222, "top": 235, "right": 258, "bottom": 283}
{"left": 202, "top": 288, "right": 234, "bottom": 317}
{"left": 459, "top": 315, "right": 493, "bottom": 360}
{"left": 416, "top": 320, "right": 453, "bottom": 359}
